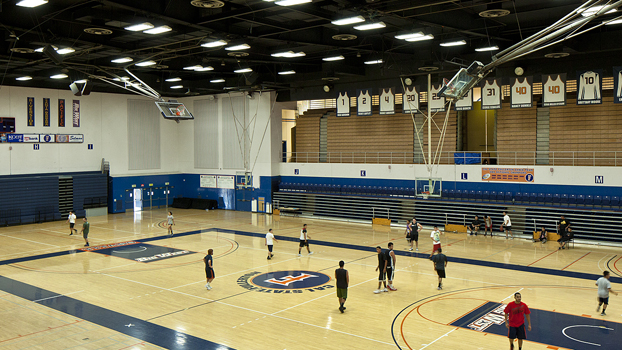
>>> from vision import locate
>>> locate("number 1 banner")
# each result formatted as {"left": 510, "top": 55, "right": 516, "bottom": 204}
{"left": 542, "top": 73, "right": 566, "bottom": 107}
{"left": 576, "top": 69, "right": 602, "bottom": 105}
{"left": 357, "top": 89, "right": 372, "bottom": 116}
{"left": 510, "top": 76, "right": 533, "bottom": 108}
{"left": 379, "top": 87, "right": 395, "bottom": 115}
{"left": 481, "top": 78, "right": 502, "bottom": 110}
{"left": 336, "top": 91, "right": 350, "bottom": 117}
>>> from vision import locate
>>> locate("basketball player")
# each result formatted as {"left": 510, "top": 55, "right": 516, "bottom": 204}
{"left": 557, "top": 215, "right": 571, "bottom": 249}
{"left": 429, "top": 226, "right": 443, "bottom": 258}
{"left": 596, "top": 271, "right": 618, "bottom": 316}
{"left": 504, "top": 292, "right": 531, "bottom": 350}
{"left": 167, "top": 211, "right": 175, "bottom": 236}
{"left": 335, "top": 260, "right": 349, "bottom": 313}
{"left": 430, "top": 248, "right": 448, "bottom": 290}
{"left": 298, "top": 224, "right": 313, "bottom": 256}
{"left": 265, "top": 228, "right": 278, "bottom": 260}
{"left": 384, "top": 242, "right": 397, "bottom": 291}
{"left": 67, "top": 211, "right": 77, "bottom": 235}
{"left": 204, "top": 249, "right": 215, "bottom": 290}
{"left": 484, "top": 216, "right": 493, "bottom": 237}
{"left": 503, "top": 211, "right": 513, "bottom": 239}
{"left": 407, "top": 218, "right": 422, "bottom": 251}
{"left": 469, "top": 215, "right": 482, "bottom": 236}
{"left": 373, "top": 246, "right": 388, "bottom": 293}
{"left": 80, "top": 217, "right": 90, "bottom": 247}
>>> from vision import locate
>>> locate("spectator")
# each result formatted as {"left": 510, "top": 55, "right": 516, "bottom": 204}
{"left": 533, "top": 227, "right": 547, "bottom": 243}
{"left": 469, "top": 215, "right": 482, "bottom": 236}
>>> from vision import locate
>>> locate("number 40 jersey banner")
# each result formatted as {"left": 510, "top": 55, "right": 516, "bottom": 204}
{"left": 510, "top": 77, "right": 533, "bottom": 108}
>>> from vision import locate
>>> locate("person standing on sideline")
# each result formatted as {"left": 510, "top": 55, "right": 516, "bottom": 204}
{"left": 429, "top": 226, "right": 443, "bottom": 258}
{"left": 430, "top": 248, "right": 448, "bottom": 290}
{"left": 384, "top": 242, "right": 397, "bottom": 291}
{"left": 557, "top": 215, "right": 571, "bottom": 250}
{"left": 504, "top": 292, "right": 532, "bottom": 350}
{"left": 503, "top": 211, "right": 514, "bottom": 239}
{"left": 67, "top": 211, "right": 77, "bottom": 235}
{"left": 469, "top": 215, "right": 482, "bottom": 236}
{"left": 204, "top": 249, "right": 215, "bottom": 290}
{"left": 374, "top": 246, "right": 388, "bottom": 293}
{"left": 265, "top": 228, "right": 278, "bottom": 260}
{"left": 596, "top": 271, "right": 618, "bottom": 316}
{"left": 298, "top": 224, "right": 313, "bottom": 256}
{"left": 407, "top": 218, "right": 422, "bottom": 251}
{"left": 167, "top": 211, "right": 175, "bottom": 236}
{"left": 335, "top": 260, "right": 349, "bottom": 313}
{"left": 485, "top": 216, "right": 493, "bottom": 237}
{"left": 80, "top": 217, "right": 90, "bottom": 247}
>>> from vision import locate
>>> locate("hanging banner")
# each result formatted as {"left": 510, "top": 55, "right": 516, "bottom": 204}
{"left": 336, "top": 91, "right": 350, "bottom": 117}
{"left": 576, "top": 69, "right": 602, "bottom": 105}
{"left": 403, "top": 86, "right": 419, "bottom": 113}
{"left": 356, "top": 89, "right": 372, "bottom": 116}
{"left": 542, "top": 74, "right": 566, "bottom": 107}
{"left": 379, "top": 87, "right": 395, "bottom": 115}
{"left": 454, "top": 88, "right": 473, "bottom": 111}
{"left": 429, "top": 84, "right": 445, "bottom": 112}
{"left": 510, "top": 76, "right": 533, "bottom": 108}
{"left": 27, "top": 97, "right": 35, "bottom": 126}
{"left": 58, "top": 99, "right": 65, "bottom": 127}
{"left": 481, "top": 78, "right": 502, "bottom": 110}
{"left": 615, "top": 67, "right": 622, "bottom": 104}
{"left": 482, "top": 168, "right": 534, "bottom": 183}
{"left": 43, "top": 98, "right": 50, "bottom": 127}
{"left": 72, "top": 100, "right": 80, "bottom": 127}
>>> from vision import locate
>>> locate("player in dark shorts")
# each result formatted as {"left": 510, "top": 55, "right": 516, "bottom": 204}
{"left": 504, "top": 292, "right": 532, "bottom": 350}
{"left": 430, "top": 248, "right": 448, "bottom": 290}
{"left": 557, "top": 215, "right": 571, "bottom": 250}
{"left": 335, "top": 260, "right": 349, "bottom": 313}
{"left": 384, "top": 242, "right": 397, "bottom": 291}
{"left": 80, "top": 217, "right": 90, "bottom": 247}
{"left": 204, "top": 248, "right": 215, "bottom": 290}
{"left": 374, "top": 246, "right": 388, "bottom": 293}
{"left": 407, "top": 218, "right": 422, "bottom": 251}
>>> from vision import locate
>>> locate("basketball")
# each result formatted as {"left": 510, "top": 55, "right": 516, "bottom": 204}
{"left": 176, "top": 110, "right": 181, "bottom": 116}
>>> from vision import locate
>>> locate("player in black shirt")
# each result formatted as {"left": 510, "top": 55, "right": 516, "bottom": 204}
{"left": 558, "top": 216, "right": 571, "bottom": 249}
{"left": 335, "top": 261, "right": 349, "bottom": 313}
{"left": 374, "top": 246, "right": 388, "bottom": 293}
{"left": 469, "top": 215, "right": 482, "bottom": 236}
{"left": 204, "top": 249, "right": 215, "bottom": 290}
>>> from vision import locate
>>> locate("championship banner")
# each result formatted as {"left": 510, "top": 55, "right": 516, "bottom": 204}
{"left": 336, "top": 91, "right": 350, "bottom": 117}
{"left": 379, "top": 87, "right": 395, "bottom": 115}
{"left": 27, "top": 97, "right": 35, "bottom": 126}
{"left": 481, "top": 78, "right": 501, "bottom": 110}
{"left": 43, "top": 98, "right": 50, "bottom": 127}
{"left": 403, "top": 86, "right": 419, "bottom": 113}
{"left": 429, "top": 85, "right": 445, "bottom": 112}
{"left": 482, "top": 168, "right": 534, "bottom": 183}
{"left": 72, "top": 100, "right": 80, "bottom": 127}
{"left": 577, "top": 69, "right": 602, "bottom": 105}
{"left": 357, "top": 89, "right": 372, "bottom": 116}
{"left": 454, "top": 88, "right": 473, "bottom": 111}
{"left": 510, "top": 76, "right": 533, "bottom": 108}
{"left": 542, "top": 73, "right": 566, "bottom": 107}
{"left": 615, "top": 67, "right": 622, "bottom": 104}
{"left": 58, "top": 99, "right": 65, "bottom": 127}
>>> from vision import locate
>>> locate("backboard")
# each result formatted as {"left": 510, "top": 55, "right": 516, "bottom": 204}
{"left": 439, "top": 61, "right": 485, "bottom": 100}
{"left": 155, "top": 100, "right": 194, "bottom": 121}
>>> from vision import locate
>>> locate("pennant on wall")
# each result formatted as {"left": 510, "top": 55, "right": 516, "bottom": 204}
{"left": 336, "top": 91, "right": 350, "bottom": 117}
{"left": 454, "top": 88, "right": 473, "bottom": 111}
{"left": 357, "top": 89, "right": 372, "bottom": 116}
{"left": 542, "top": 73, "right": 566, "bottom": 107}
{"left": 43, "top": 98, "right": 50, "bottom": 127}
{"left": 379, "top": 88, "right": 395, "bottom": 115}
{"left": 481, "top": 78, "right": 502, "bottom": 110}
{"left": 27, "top": 97, "right": 35, "bottom": 127}
{"left": 576, "top": 69, "right": 602, "bottom": 105}
{"left": 615, "top": 67, "right": 622, "bottom": 104}
{"left": 72, "top": 100, "right": 80, "bottom": 127}
{"left": 429, "top": 85, "right": 445, "bottom": 112}
{"left": 510, "top": 76, "right": 533, "bottom": 108}
{"left": 403, "top": 86, "right": 419, "bottom": 113}
{"left": 58, "top": 99, "right": 65, "bottom": 127}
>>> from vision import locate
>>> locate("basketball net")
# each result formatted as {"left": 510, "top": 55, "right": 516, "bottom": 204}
{"left": 175, "top": 105, "right": 187, "bottom": 116}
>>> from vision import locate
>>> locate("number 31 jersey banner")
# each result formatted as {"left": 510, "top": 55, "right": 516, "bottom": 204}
{"left": 576, "top": 70, "right": 602, "bottom": 105}
{"left": 481, "top": 79, "right": 502, "bottom": 110}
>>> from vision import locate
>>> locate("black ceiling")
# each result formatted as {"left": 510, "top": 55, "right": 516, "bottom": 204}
{"left": 1, "top": 0, "right": 622, "bottom": 101}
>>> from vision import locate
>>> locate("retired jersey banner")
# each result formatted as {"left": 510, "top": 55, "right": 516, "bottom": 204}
{"left": 357, "top": 89, "right": 372, "bottom": 116}
{"left": 481, "top": 79, "right": 502, "bottom": 110}
{"left": 615, "top": 67, "right": 622, "bottom": 104}
{"left": 482, "top": 168, "right": 534, "bottom": 183}
{"left": 510, "top": 77, "right": 533, "bottom": 108}
{"left": 379, "top": 88, "right": 395, "bottom": 115}
{"left": 429, "top": 84, "right": 445, "bottom": 112}
{"left": 72, "top": 100, "right": 80, "bottom": 127}
{"left": 336, "top": 91, "right": 350, "bottom": 117}
{"left": 577, "top": 70, "right": 602, "bottom": 105}
{"left": 58, "top": 99, "right": 65, "bottom": 127}
{"left": 403, "top": 86, "right": 419, "bottom": 113}
{"left": 43, "top": 98, "right": 51, "bottom": 127}
{"left": 27, "top": 97, "right": 35, "bottom": 126}
{"left": 454, "top": 88, "right": 473, "bottom": 111}
{"left": 542, "top": 74, "right": 566, "bottom": 107}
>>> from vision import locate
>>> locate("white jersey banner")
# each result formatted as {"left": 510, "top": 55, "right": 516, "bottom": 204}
{"left": 402, "top": 87, "right": 419, "bottom": 113}
{"left": 379, "top": 88, "right": 395, "bottom": 115}
{"left": 510, "top": 77, "right": 533, "bottom": 108}
{"left": 542, "top": 74, "right": 566, "bottom": 107}
{"left": 614, "top": 67, "right": 622, "bottom": 104}
{"left": 357, "top": 89, "right": 372, "bottom": 116}
{"left": 336, "top": 92, "right": 350, "bottom": 117}
{"left": 481, "top": 79, "right": 501, "bottom": 110}
{"left": 454, "top": 88, "right": 473, "bottom": 111}
{"left": 429, "top": 85, "right": 445, "bottom": 112}
{"left": 577, "top": 70, "right": 602, "bottom": 105}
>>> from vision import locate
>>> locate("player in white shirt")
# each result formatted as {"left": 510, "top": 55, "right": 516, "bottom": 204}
{"left": 265, "top": 228, "right": 278, "bottom": 260}
{"left": 403, "top": 87, "right": 419, "bottom": 113}
{"left": 511, "top": 78, "right": 532, "bottom": 107}
{"left": 429, "top": 226, "right": 443, "bottom": 258}
{"left": 67, "top": 211, "right": 77, "bottom": 235}
{"left": 297, "top": 224, "right": 314, "bottom": 256}
{"left": 357, "top": 90, "right": 372, "bottom": 116}
{"left": 502, "top": 211, "right": 513, "bottom": 239}
{"left": 543, "top": 75, "right": 565, "bottom": 105}
{"left": 482, "top": 79, "right": 501, "bottom": 109}
{"left": 379, "top": 88, "right": 394, "bottom": 115}
{"left": 336, "top": 92, "right": 350, "bottom": 116}
{"left": 578, "top": 71, "right": 601, "bottom": 102}
{"left": 596, "top": 271, "right": 618, "bottom": 316}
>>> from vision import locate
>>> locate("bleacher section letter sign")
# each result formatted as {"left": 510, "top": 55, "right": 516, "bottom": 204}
{"left": 482, "top": 168, "right": 534, "bottom": 182}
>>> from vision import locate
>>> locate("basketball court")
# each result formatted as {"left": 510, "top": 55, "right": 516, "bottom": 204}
{"left": 1, "top": 209, "right": 620, "bottom": 349}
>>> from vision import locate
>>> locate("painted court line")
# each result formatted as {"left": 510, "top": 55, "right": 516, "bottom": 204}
{"left": 527, "top": 249, "right": 559, "bottom": 266}
{"left": 418, "top": 327, "right": 458, "bottom": 350}
{"left": 33, "top": 290, "right": 84, "bottom": 303}
{"left": 500, "top": 288, "right": 523, "bottom": 302}
{"left": 0, "top": 233, "right": 60, "bottom": 247}
{"left": 561, "top": 252, "right": 591, "bottom": 270}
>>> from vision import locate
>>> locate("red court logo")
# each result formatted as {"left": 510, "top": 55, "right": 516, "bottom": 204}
{"left": 264, "top": 273, "right": 318, "bottom": 286}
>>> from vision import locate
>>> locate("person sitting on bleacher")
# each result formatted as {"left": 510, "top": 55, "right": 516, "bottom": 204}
{"left": 533, "top": 227, "right": 547, "bottom": 243}
{"left": 469, "top": 215, "right": 482, "bottom": 236}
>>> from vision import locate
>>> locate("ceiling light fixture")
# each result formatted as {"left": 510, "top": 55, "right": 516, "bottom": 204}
{"left": 170, "top": 85, "right": 184, "bottom": 89}
{"left": 210, "top": 79, "right": 226, "bottom": 83}
{"left": 136, "top": 60, "right": 157, "bottom": 66}
{"left": 50, "top": 74, "right": 68, "bottom": 79}
{"left": 124, "top": 22, "right": 154, "bottom": 32}
{"left": 143, "top": 25, "right": 172, "bottom": 34}
{"left": 271, "top": 51, "right": 306, "bottom": 58}
{"left": 201, "top": 40, "right": 228, "bottom": 47}
{"left": 364, "top": 59, "right": 383, "bottom": 65}
{"left": 395, "top": 32, "right": 424, "bottom": 40}
{"left": 16, "top": 76, "right": 33, "bottom": 81}
{"left": 56, "top": 47, "right": 75, "bottom": 55}
{"left": 74, "top": 79, "right": 87, "bottom": 84}
{"left": 113, "top": 77, "right": 130, "bottom": 81}
{"left": 111, "top": 57, "right": 133, "bottom": 63}
{"left": 331, "top": 15, "right": 365, "bottom": 26}
{"left": 234, "top": 68, "right": 253, "bottom": 73}
{"left": 440, "top": 39, "right": 467, "bottom": 47}
{"left": 353, "top": 22, "right": 386, "bottom": 30}
{"left": 225, "top": 44, "right": 251, "bottom": 51}
{"left": 166, "top": 77, "right": 182, "bottom": 82}
{"left": 475, "top": 45, "right": 499, "bottom": 52}
{"left": 16, "top": 0, "right": 48, "bottom": 7}
{"left": 278, "top": 70, "right": 296, "bottom": 75}
{"left": 405, "top": 34, "right": 434, "bottom": 42}
{"left": 323, "top": 55, "right": 345, "bottom": 61}
{"left": 195, "top": 66, "right": 214, "bottom": 71}
{"left": 274, "top": 0, "right": 312, "bottom": 6}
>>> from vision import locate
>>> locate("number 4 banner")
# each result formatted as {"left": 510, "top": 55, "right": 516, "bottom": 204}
{"left": 576, "top": 69, "right": 602, "bottom": 105}
{"left": 510, "top": 76, "right": 533, "bottom": 108}
{"left": 379, "top": 87, "right": 395, "bottom": 115}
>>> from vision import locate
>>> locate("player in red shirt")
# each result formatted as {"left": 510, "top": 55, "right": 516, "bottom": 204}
{"left": 504, "top": 292, "right": 532, "bottom": 350}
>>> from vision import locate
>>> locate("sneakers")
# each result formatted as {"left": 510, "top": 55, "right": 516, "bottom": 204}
{"left": 297, "top": 254, "right": 302, "bottom": 257}
{"left": 267, "top": 256, "right": 271, "bottom": 260}
{"left": 84, "top": 243, "right": 89, "bottom": 247}
{"left": 388, "top": 285, "right": 397, "bottom": 291}
{"left": 415, "top": 248, "right": 419, "bottom": 251}
{"left": 596, "top": 305, "right": 601, "bottom": 312}
{"left": 205, "top": 283, "right": 212, "bottom": 290}
{"left": 270, "top": 254, "right": 274, "bottom": 258}
{"left": 308, "top": 252, "right": 314, "bottom": 255}
{"left": 383, "top": 288, "right": 389, "bottom": 292}
{"left": 339, "top": 306, "right": 344, "bottom": 313}
{"left": 601, "top": 311, "right": 606, "bottom": 316}
{"left": 437, "top": 286, "right": 442, "bottom": 290}
{"left": 373, "top": 289, "right": 383, "bottom": 294}
{"left": 69, "top": 233, "right": 73, "bottom": 236}
{"left": 408, "top": 248, "right": 413, "bottom": 251}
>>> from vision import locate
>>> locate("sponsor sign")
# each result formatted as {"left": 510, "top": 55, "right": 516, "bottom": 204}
{"left": 41, "top": 134, "right": 54, "bottom": 143}
{"left": 200, "top": 175, "right": 217, "bottom": 188}
{"left": 68, "top": 134, "right": 84, "bottom": 143}
{"left": 24, "top": 134, "right": 40, "bottom": 143}
{"left": 238, "top": 270, "right": 333, "bottom": 293}
{"left": 58, "top": 99, "right": 65, "bottom": 127}
{"left": 43, "top": 98, "right": 50, "bottom": 127}
{"left": 7, "top": 134, "right": 23, "bottom": 142}
{"left": 482, "top": 168, "right": 534, "bottom": 182}
{"left": 56, "top": 134, "right": 69, "bottom": 143}
{"left": 72, "top": 100, "right": 80, "bottom": 127}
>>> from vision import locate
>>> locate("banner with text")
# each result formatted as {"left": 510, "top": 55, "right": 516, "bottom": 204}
{"left": 27, "top": 97, "right": 35, "bottom": 126}
{"left": 43, "top": 98, "right": 50, "bottom": 126}
{"left": 72, "top": 100, "right": 80, "bottom": 127}
{"left": 59, "top": 99, "right": 65, "bottom": 127}
{"left": 482, "top": 168, "right": 534, "bottom": 182}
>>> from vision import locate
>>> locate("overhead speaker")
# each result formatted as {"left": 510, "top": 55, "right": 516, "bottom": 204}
{"left": 81, "top": 81, "right": 93, "bottom": 95}
{"left": 43, "top": 45, "right": 63, "bottom": 65}
{"left": 69, "top": 83, "right": 81, "bottom": 96}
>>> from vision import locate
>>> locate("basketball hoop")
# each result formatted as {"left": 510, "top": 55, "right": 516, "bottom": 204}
{"left": 175, "top": 105, "right": 186, "bottom": 116}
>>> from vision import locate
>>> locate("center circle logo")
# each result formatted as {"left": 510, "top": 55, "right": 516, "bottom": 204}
{"left": 237, "top": 270, "right": 333, "bottom": 293}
